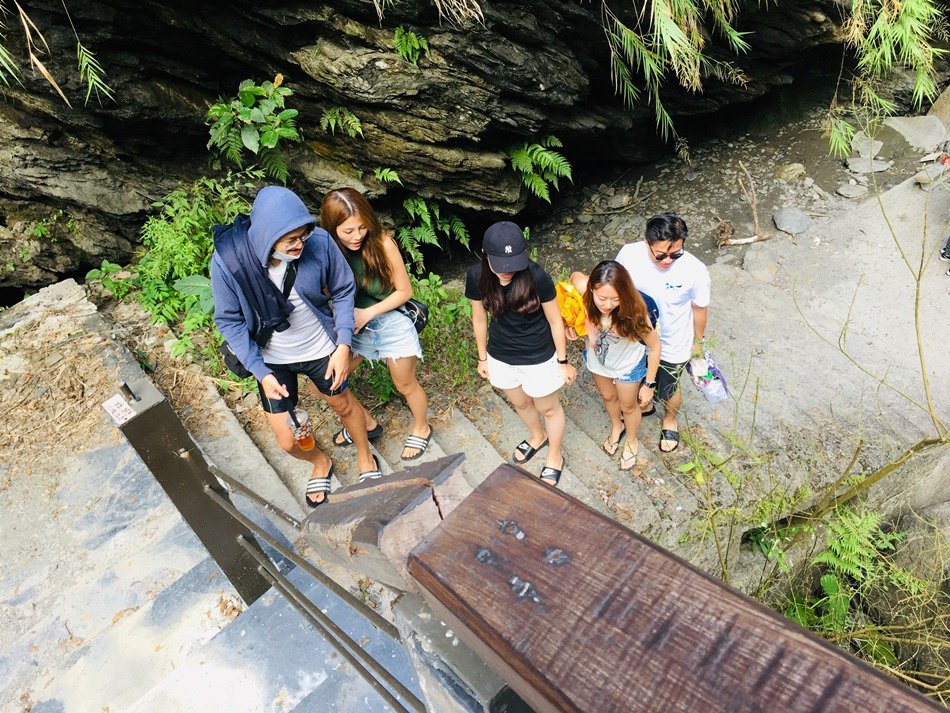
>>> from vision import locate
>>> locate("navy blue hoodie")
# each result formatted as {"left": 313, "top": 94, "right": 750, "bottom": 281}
{"left": 211, "top": 186, "right": 356, "bottom": 381}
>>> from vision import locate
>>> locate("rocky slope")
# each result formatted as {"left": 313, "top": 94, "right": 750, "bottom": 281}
{"left": 0, "top": 0, "right": 845, "bottom": 291}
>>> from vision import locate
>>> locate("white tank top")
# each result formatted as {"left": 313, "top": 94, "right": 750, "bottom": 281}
{"left": 585, "top": 316, "right": 646, "bottom": 379}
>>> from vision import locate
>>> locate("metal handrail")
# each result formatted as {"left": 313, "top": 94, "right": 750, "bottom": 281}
{"left": 203, "top": 484, "right": 401, "bottom": 641}
{"left": 208, "top": 464, "right": 302, "bottom": 530}
{"left": 242, "top": 538, "right": 425, "bottom": 713}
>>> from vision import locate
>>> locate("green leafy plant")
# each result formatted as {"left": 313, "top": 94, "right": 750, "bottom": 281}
{"left": 137, "top": 172, "right": 257, "bottom": 325}
{"left": 85, "top": 259, "right": 135, "bottom": 298}
{"left": 320, "top": 107, "right": 364, "bottom": 139}
{"left": 393, "top": 26, "right": 429, "bottom": 66}
{"left": 206, "top": 75, "right": 300, "bottom": 184}
{"left": 397, "top": 197, "right": 470, "bottom": 273}
{"left": 373, "top": 167, "right": 403, "bottom": 185}
{"left": 507, "top": 135, "right": 572, "bottom": 203}
{"left": 411, "top": 272, "right": 476, "bottom": 393}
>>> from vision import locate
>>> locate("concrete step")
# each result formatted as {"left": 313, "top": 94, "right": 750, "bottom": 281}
{"left": 128, "top": 566, "right": 421, "bottom": 713}
{"left": 428, "top": 406, "right": 507, "bottom": 490}
{"left": 459, "top": 384, "right": 614, "bottom": 515}
{"left": 370, "top": 402, "right": 448, "bottom": 470}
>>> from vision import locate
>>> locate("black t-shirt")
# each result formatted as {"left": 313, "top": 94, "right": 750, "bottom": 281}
{"left": 465, "top": 261, "right": 557, "bottom": 365}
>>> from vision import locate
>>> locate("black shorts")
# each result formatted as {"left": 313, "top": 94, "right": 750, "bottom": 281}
{"left": 257, "top": 355, "right": 348, "bottom": 414}
{"left": 656, "top": 359, "right": 687, "bottom": 403}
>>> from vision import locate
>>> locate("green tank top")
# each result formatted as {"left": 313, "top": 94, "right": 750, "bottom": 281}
{"left": 347, "top": 252, "right": 394, "bottom": 309}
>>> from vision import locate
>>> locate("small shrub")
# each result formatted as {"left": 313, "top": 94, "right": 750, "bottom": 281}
{"left": 320, "top": 107, "right": 364, "bottom": 138}
{"left": 507, "top": 135, "right": 572, "bottom": 203}
{"left": 85, "top": 259, "right": 136, "bottom": 299}
{"left": 393, "top": 26, "right": 429, "bottom": 66}
{"left": 206, "top": 75, "right": 300, "bottom": 184}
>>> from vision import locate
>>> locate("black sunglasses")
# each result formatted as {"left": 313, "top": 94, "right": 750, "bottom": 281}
{"left": 650, "top": 247, "right": 685, "bottom": 261}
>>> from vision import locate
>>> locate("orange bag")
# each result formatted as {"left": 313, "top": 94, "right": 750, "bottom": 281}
{"left": 555, "top": 281, "right": 587, "bottom": 337}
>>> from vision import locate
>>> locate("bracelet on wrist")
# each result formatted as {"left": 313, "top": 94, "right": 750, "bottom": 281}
{"left": 478, "top": 357, "right": 487, "bottom": 362}
{"left": 557, "top": 357, "right": 569, "bottom": 365}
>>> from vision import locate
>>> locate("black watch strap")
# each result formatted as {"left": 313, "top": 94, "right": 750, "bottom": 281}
{"left": 557, "top": 357, "right": 569, "bottom": 364}
{"left": 643, "top": 380, "right": 658, "bottom": 389}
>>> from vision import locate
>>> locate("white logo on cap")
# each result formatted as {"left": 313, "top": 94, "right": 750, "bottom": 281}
{"left": 505, "top": 245, "right": 512, "bottom": 254}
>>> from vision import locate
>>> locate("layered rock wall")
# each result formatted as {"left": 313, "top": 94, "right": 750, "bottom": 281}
{"left": 0, "top": 0, "right": 842, "bottom": 289}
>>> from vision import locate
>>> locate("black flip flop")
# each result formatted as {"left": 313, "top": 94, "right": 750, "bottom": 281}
{"left": 305, "top": 467, "right": 334, "bottom": 508}
{"left": 358, "top": 455, "right": 383, "bottom": 483}
{"left": 659, "top": 429, "right": 680, "bottom": 453}
{"left": 513, "top": 438, "right": 548, "bottom": 464}
{"left": 401, "top": 426, "right": 433, "bottom": 461}
{"left": 334, "top": 423, "right": 384, "bottom": 447}
{"left": 540, "top": 455, "right": 566, "bottom": 487}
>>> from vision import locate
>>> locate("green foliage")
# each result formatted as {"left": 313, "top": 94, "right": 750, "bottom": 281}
{"left": 30, "top": 209, "right": 80, "bottom": 241}
{"left": 374, "top": 167, "right": 403, "bottom": 185}
{"left": 320, "top": 107, "right": 364, "bottom": 139}
{"left": 397, "top": 197, "right": 470, "bottom": 273}
{"left": 86, "top": 259, "right": 136, "bottom": 298}
{"left": 362, "top": 360, "right": 399, "bottom": 403}
{"left": 812, "top": 509, "right": 902, "bottom": 582}
{"left": 393, "top": 26, "right": 430, "bottom": 66}
{"left": 206, "top": 76, "right": 300, "bottom": 184}
{"left": 507, "top": 135, "right": 572, "bottom": 203}
{"left": 412, "top": 272, "right": 477, "bottom": 393}
{"left": 76, "top": 41, "right": 113, "bottom": 105}
{"left": 603, "top": 0, "right": 748, "bottom": 142}
{"left": 137, "top": 172, "right": 257, "bottom": 326}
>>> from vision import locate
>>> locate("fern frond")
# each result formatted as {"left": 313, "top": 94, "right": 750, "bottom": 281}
{"left": 259, "top": 147, "right": 288, "bottom": 184}
{"left": 522, "top": 172, "right": 551, "bottom": 202}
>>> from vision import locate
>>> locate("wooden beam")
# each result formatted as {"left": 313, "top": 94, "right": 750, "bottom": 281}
{"left": 303, "top": 453, "right": 470, "bottom": 591}
{"left": 408, "top": 464, "right": 940, "bottom": 713}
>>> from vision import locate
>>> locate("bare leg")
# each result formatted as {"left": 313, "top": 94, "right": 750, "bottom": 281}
{"left": 532, "top": 390, "right": 566, "bottom": 475}
{"left": 322, "top": 390, "right": 376, "bottom": 473}
{"left": 503, "top": 386, "right": 547, "bottom": 460}
{"left": 388, "top": 356, "right": 430, "bottom": 458}
{"left": 592, "top": 373, "right": 624, "bottom": 453}
{"left": 265, "top": 410, "right": 332, "bottom": 505}
{"left": 615, "top": 381, "right": 642, "bottom": 467}
{"left": 660, "top": 385, "right": 682, "bottom": 453}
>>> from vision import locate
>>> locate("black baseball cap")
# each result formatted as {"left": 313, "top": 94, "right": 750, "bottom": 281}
{"left": 483, "top": 221, "right": 528, "bottom": 273}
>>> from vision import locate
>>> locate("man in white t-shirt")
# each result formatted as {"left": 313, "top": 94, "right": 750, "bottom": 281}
{"left": 616, "top": 213, "right": 711, "bottom": 453}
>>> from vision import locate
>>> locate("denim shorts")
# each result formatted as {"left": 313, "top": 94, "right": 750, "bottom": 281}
{"left": 351, "top": 309, "right": 422, "bottom": 362}
{"left": 583, "top": 350, "right": 647, "bottom": 383}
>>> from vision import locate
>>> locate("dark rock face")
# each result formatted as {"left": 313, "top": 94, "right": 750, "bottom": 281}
{"left": 0, "top": 0, "right": 843, "bottom": 290}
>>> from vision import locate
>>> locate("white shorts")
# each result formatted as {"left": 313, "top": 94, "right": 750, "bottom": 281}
{"left": 487, "top": 354, "right": 564, "bottom": 398}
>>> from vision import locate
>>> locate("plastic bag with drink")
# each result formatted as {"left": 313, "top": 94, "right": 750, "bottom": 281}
{"left": 686, "top": 350, "right": 729, "bottom": 406}
{"left": 288, "top": 408, "right": 315, "bottom": 451}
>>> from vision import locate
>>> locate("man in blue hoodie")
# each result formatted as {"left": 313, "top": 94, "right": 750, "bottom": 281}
{"left": 211, "top": 186, "right": 381, "bottom": 507}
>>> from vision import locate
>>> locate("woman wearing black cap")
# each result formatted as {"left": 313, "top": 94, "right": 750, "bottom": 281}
{"left": 465, "top": 221, "right": 577, "bottom": 486}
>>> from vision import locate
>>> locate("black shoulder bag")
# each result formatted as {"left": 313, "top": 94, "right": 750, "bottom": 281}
{"left": 220, "top": 261, "right": 298, "bottom": 379}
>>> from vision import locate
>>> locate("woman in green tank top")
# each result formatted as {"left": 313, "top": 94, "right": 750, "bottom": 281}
{"left": 320, "top": 188, "right": 432, "bottom": 460}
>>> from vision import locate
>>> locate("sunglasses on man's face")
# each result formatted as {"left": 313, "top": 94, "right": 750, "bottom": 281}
{"left": 651, "top": 248, "right": 685, "bottom": 261}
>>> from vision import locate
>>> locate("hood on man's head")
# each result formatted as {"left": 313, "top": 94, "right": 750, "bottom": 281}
{"left": 247, "top": 186, "right": 316, "bottom": 265}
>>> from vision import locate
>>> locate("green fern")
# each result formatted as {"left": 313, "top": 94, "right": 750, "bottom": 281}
{"left": 320, "top": 107, "right": 364, "bottom": 138}
{"left": 76, "top": 41, "right": 113, "bottom": 105}
{"left": 812, "top": 510, "right": 900, "bottom": 582}
{"left": 397, "top": 196, "right": 470, "bottom": 273}
{"left": 259, "top": 147, "right": 289, "bottom": 185}
{"left": 507, "top": 135, "right": 572, "bottom": 203}
{"left": 394, "top": 26, "right": 430, "bottom": 66}
{"left": 817, "top": 573, "right": 850, "bottom": 632}
{"left": 374, "top": 167, "right": 403, "bottom": 185}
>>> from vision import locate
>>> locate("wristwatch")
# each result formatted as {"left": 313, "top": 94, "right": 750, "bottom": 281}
{"left": 643, "top": 380, "right": 657, "bottom": 389}
{"left": 557, "top": 357, "right": 569, "bottom": 364}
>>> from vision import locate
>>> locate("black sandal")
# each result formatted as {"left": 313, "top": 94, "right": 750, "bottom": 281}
{"left": 401, "top": 426, "right": 432, "bottom": 461}
{"left": 513, "top": 438, "right": 548, "bottom": 464}
{"left": 305, "top": 467, "right": 334, "bottom": 508}
{"left": 659, "top": 429, "right": 680, "bottom": 453}
{"left": 334, "top": 423, "right": 384, "bottom": 447}
{"left": 540, "top": 456, "right": 565, "bottom": 487}
{"left": 358, "top": 455, "right": 383, "bottom": 483}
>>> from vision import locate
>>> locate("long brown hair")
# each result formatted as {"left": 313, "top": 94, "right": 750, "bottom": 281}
{"left": 583, "top": 260, "right": 651, "bottom": 341}
{"left": 477, "top": 254, "right": 540, "bottom": 316}
{"left": 320, "top": 187, "right": 393, "bottom": 290}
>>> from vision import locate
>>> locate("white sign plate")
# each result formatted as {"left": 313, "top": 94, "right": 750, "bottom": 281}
{"left": 102, "top": 394, "right": 137, "bottom": 426}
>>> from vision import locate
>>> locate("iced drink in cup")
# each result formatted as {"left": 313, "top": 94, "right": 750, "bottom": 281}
{"left": 289, "top": 408, "right": 315, "bottom": 451}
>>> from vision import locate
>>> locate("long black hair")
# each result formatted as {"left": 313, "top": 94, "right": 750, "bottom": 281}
{"left": 477, "top": 254, "right": 540, "bottom": 316}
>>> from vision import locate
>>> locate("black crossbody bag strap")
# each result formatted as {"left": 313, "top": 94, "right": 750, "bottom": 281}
{"left": 253, "top": 260, "right": 299, "bottom": 348}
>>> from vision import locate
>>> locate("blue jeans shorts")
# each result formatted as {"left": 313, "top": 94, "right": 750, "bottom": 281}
{"left": 583, "top": 350, "right": 647, "bottom": 383}
{"left": 351, "top": 309, "right": 422, "bottom": 362}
